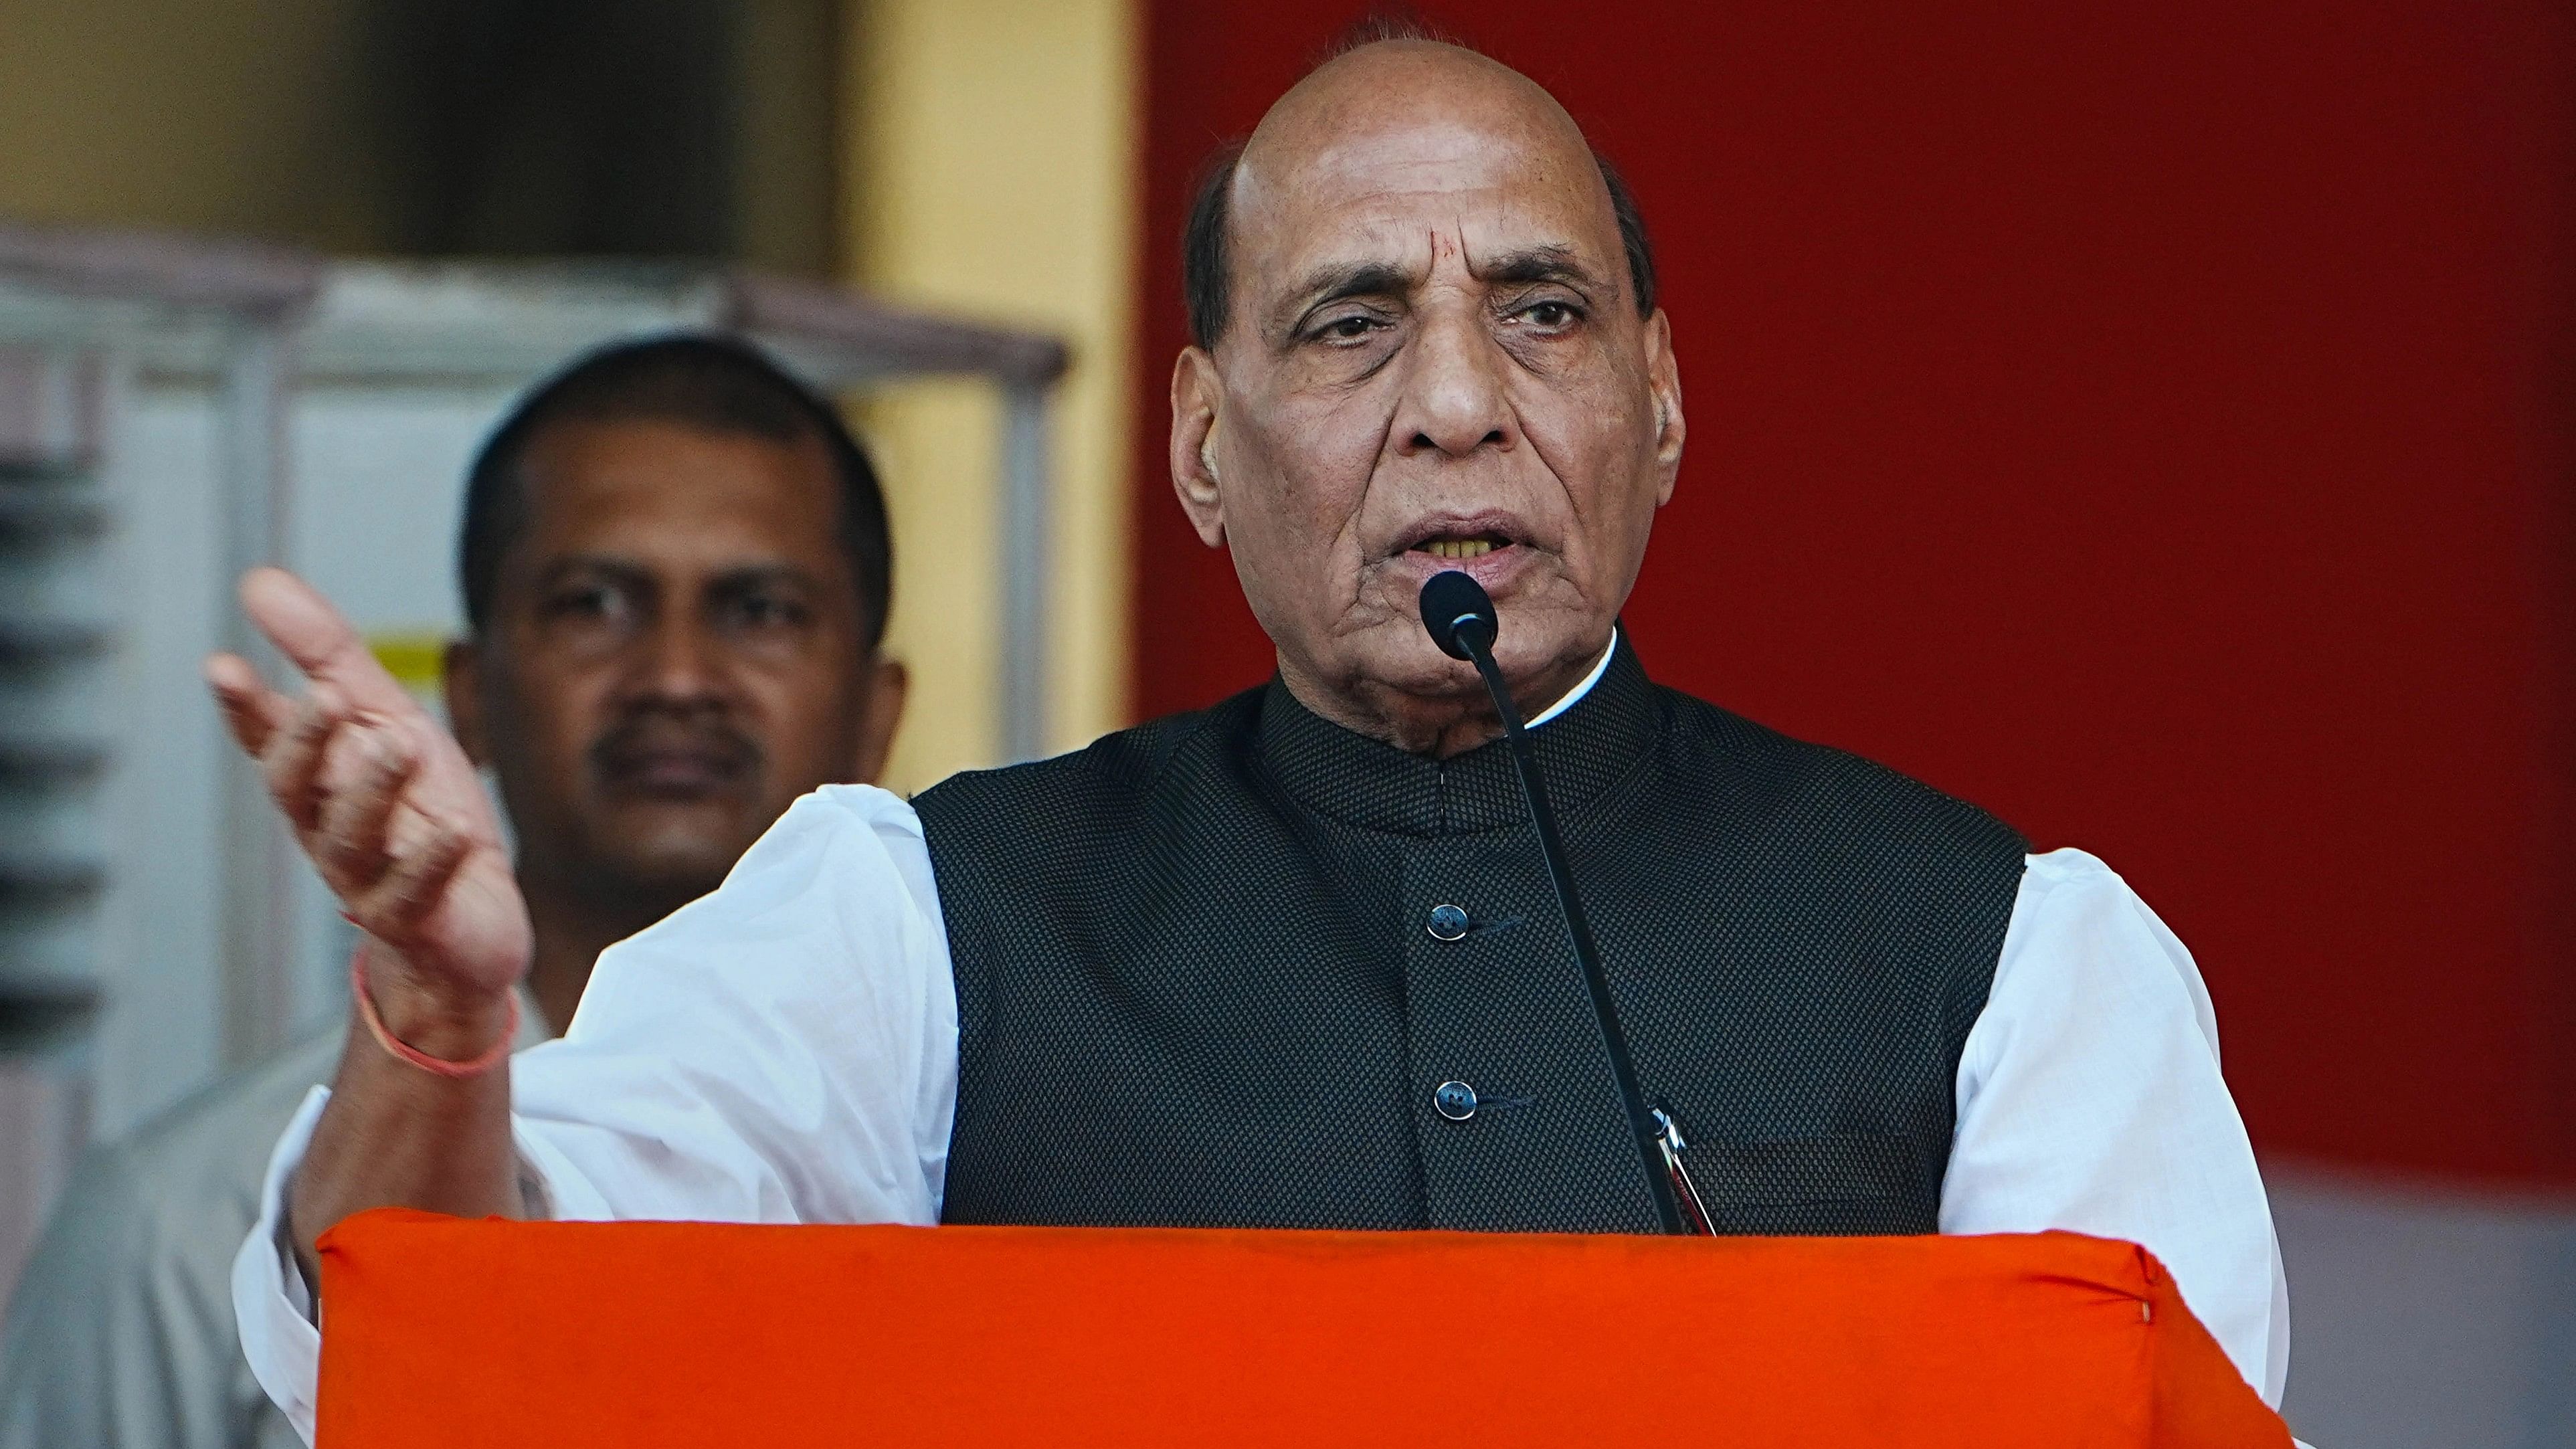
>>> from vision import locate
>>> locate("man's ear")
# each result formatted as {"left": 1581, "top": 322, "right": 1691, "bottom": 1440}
{"left": 847, "top": 656, "right": 909, "bottom": 785}
{"left": 442, "top": 638, "right": 492, "bottom": 767}
{"left": 1645, "top": 309, "right": 1686, "bottom": 507}
{"left": 1168, "top": 347, "right": 1228, "bottom": 548}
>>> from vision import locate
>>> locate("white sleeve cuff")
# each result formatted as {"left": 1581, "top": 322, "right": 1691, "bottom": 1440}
{"left": 227, "top": 1086, "right": 600, "bottom": 1447}
{"left": 229, "top": 1086, "right": 331, "bottom": 1448}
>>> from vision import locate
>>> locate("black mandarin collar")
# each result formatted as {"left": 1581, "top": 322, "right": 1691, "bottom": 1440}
{"left": 1252, "top": 633, "right": 1662, "bottom": 838}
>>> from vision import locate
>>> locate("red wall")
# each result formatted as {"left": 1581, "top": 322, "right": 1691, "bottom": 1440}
{"left": 1129, "top": 3, "right": 2575, "bottom": 1187}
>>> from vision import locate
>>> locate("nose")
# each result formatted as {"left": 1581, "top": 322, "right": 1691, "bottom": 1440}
{"left": 624, "top": 609, "right": 728, "bottom": 712}
{"left": 1393, "top": 306, "right": 1517, "bottom": 460}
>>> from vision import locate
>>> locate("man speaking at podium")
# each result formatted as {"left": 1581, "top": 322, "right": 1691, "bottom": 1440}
{"left": 220, "top": 37, "right": 2286, "bottom": 1440}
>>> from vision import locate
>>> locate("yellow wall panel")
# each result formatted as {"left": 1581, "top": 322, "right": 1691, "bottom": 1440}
{"left": 845, "top": 0, "right": 1139, "bottom": 794}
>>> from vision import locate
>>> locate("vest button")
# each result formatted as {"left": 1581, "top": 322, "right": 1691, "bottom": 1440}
{"left": 1426, "top": 903, "right": 1469, "bottom": 941}
{"left": 1433, "top": 1080, "right": 1478, "bottom": 1121}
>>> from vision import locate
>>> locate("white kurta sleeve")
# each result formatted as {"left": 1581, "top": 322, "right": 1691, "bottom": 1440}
{"left": 231, "top": 784, "right": 959, "bottom": 1445}
{"left": 1940, "top": 848, "right": 2289, "bottom": 1406}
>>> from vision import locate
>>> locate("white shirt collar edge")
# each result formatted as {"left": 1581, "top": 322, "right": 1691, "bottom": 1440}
{"left": 1524, "top": 627, "right": 1620, "bottom": 731}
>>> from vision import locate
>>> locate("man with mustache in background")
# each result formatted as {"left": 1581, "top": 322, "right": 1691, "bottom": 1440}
{"left": 225, "top": 33, "right": 2287, "bottom": 1442}
{"left": 0, "top": 332, "right": 906, "bottom": 1449}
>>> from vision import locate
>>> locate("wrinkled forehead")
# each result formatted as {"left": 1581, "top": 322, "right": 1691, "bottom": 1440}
{"left": 1230, "top": 96, "right": 1623, "bottom": 306}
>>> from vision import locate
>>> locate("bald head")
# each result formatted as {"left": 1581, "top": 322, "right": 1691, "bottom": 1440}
{"left": 1184, "top": 40, "right": 1655, "bottom": 353}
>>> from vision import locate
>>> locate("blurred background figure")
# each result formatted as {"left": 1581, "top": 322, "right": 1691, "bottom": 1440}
{"left": 0, "top": 332, "right": 909, "bottom": 1449}
{"left": 0, "top": 0, "right": 1112, "bottom": 1334}
{"left": 0, "top": 5, "right": 2565, "bottom": 1448}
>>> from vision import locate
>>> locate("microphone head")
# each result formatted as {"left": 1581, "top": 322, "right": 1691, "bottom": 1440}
{"left": 1418, "top": 570, "right": 1498, "bottom": 661}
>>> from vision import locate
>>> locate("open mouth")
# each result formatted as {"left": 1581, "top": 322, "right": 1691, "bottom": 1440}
{"left": 1414, "top": 535, "right": 1507, "bottom": 561}
{"left": 1393, "top": 513, "right": 1533, "bottom": 571}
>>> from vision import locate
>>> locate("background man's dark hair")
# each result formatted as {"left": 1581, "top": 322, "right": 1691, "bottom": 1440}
{"left": 458, "top": 332, "right": 895, "bottom": 651}
{"left": 1180, "top": 33, "right": 1659, "bottom": 352}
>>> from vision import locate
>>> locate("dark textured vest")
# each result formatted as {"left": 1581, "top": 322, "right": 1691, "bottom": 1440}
{"left": 915, "top": 639, "right": 2027, "bottom": 1236}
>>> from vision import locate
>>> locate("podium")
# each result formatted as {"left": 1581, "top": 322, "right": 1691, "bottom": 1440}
{"left": 314, "top": 1210, "right": 2288, "bottom": 1446}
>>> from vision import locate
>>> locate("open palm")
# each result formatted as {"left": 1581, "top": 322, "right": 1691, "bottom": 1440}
{"left": 205, "top": 567, "right": 531, "bottom": 999}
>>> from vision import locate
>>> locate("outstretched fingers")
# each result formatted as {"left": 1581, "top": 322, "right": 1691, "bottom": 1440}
{"left": 237, "top": 567, "right": 420, "bottom": 718}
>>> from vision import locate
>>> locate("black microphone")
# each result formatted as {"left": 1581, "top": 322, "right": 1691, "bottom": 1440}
{"left": 1418, "top": 571, "right": 1691, "bottom": 1236}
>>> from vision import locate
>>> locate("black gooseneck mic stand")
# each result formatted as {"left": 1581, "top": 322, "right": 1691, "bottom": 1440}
{"left": 1418, "top": 571, "right": 1691, "bottom": 1236}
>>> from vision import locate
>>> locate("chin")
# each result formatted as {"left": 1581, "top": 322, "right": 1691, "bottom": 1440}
{"left": 590, "top": 813, "right": 759, "bottom": 902}
{"left": 1329, "top": 621, "right": 1487, "bottom": 702}
{"left": 1350, "top": 594, "right": 1594, "bottom": 690}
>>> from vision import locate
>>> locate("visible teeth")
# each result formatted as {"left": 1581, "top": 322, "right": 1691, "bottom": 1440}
{"left": 1424, "top": 539, "right": 1497, "bottom": 559}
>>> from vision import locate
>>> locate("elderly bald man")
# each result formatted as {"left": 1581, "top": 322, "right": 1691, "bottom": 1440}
{"left": 223, "top": 38, "right": 2286, "bottom": 1440}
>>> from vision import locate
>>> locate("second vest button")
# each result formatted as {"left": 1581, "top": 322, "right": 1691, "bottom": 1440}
{"left": 1433, "top": 1080, "right": 1478, "bottom": 1121}
{"left": 1426, "top": 903, "right": 1470, "bottom": 941}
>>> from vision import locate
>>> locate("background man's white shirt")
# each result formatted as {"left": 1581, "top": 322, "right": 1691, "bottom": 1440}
{"left": 233, "top": 665, "right": 2290, "bottom": 1443}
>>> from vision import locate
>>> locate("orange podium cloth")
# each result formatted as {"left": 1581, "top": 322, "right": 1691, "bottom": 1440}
{"left": 316, "top": 1211, "right": 2286, "bottom": 1447}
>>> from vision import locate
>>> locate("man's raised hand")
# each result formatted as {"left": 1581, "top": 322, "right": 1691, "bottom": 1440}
{"left": 205, "top": 569, "right": 530, "bottom": 1035}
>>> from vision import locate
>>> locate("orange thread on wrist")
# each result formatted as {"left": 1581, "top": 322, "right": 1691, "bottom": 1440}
{"left": 350, "top": 942, "right": 517, "bottom": 1078}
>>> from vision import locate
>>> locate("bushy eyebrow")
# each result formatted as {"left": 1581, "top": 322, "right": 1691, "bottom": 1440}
{"left": 1267, "top": 242, "right": 1608, "bottom": 341}
{"left": 1473, "top": 244, "right": 1604, "bottom": 294}
{"left": 1270, "top": 260, "right": 1416, "bottom": 337}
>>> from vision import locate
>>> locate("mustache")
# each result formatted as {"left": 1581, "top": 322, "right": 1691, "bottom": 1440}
{"left": 585, "top": 714, "right": 763, "bottom": 781}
